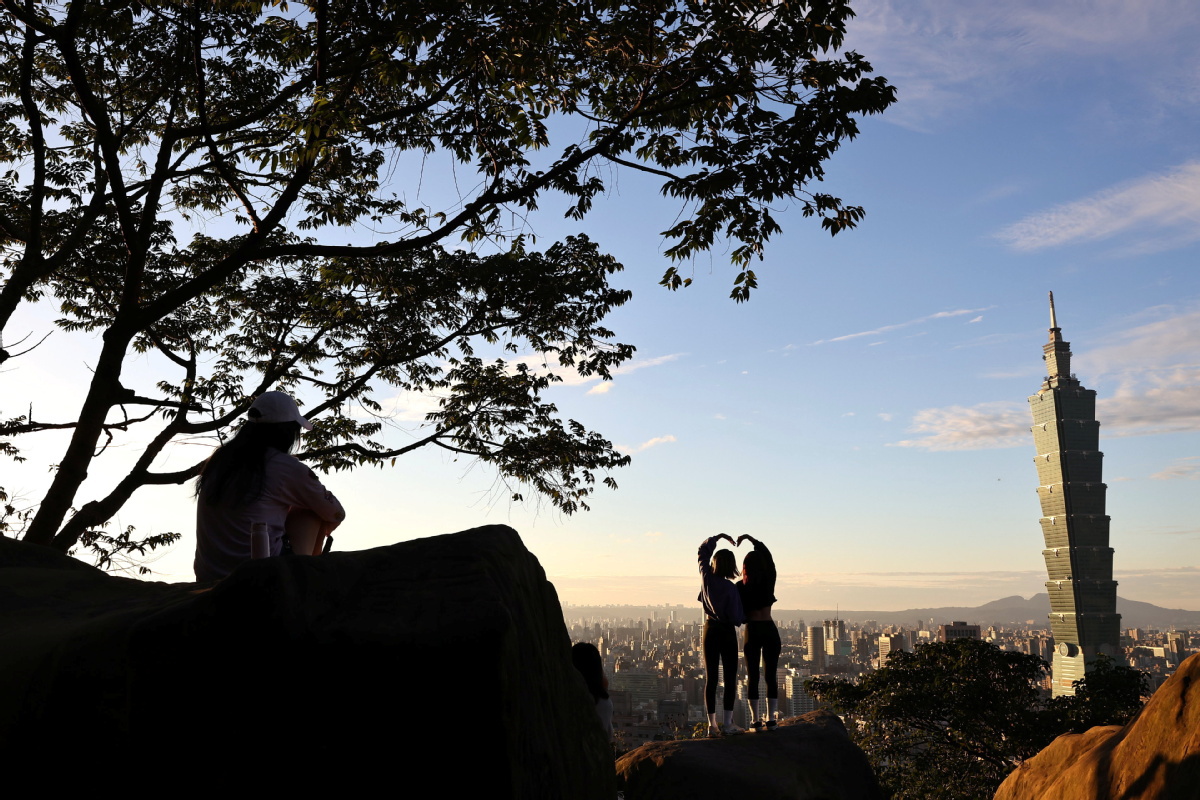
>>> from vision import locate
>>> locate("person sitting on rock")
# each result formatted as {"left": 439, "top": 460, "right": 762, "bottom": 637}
{"left": 737, "top": 534, "right": 781, "bottom": 731}
{"left": 571, "top": 642, "right": 613, "bottom": 741}
{"left": 698, "top": 533, "right": 746, "bottom": 737}
{"left": 194, "top": 391, "right": 345, "bottom": 582}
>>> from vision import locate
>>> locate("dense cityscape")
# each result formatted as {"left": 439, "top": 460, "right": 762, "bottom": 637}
{"left": 565, "top": 604, "right": 1199, "bottom": 751}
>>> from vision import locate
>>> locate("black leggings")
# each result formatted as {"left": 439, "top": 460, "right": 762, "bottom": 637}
{"left": 743, "top": 620, "right": 781, "bottom": 701}
{"left": 703, "top": 619, "right": 739, "bottom": 713}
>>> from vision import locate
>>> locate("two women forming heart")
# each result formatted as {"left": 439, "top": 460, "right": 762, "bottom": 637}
{"left": 698, "top": 533, "right": 780, "bottom": 737}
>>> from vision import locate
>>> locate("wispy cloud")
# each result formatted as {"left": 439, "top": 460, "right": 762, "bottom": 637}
{"left": 1151, "top": 457, "right": 1200, "bottom": 481}
{"left": 618, "top": 435, "right": 677, "bottom": 455}
{"left": 812, "top": 307, "right": 991, "bottom": 345}
{"left": 507, "top": 351, "right": 684, "bottom": 388}
{"left": 996, "top": 162, "right": 1200, "bottom": 253}
{"left": 895, "top": 305, "right": 1200, "bottom": 449}
{"left": 878, "top": 413, "right": 893, "bottom": 422}
{"left": 586, "top": 382, "right": 613, "bottom": 395}
{"left": 968, "top": 316, "right": 983, "bottom": 324}
{"left": 845, "top": 0, "right": 1200, "bottom": 129}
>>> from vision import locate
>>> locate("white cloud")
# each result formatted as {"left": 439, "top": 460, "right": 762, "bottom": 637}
{"left": 878, "top": 413, "right": 893, "bottom": 422}
{"left": 368, "top": 388, "right": 446, "bottom": 424}
{"left": 614, "top": 353, "right": 685, "bottom": 377}
{"left": 996, "top": 162, "right": 1200, "bottom": 254}
{"left": 713, "top": 413, "right": 727, "bottom": 420}
{"left": 1151, "top": 457, "right": 1200, "bottom": 481}
{"left": 812, "top": 307, "right": 990, "bottom": 345}
{"left": 507, "top": 351, "right": 684, "bottom": 388}
{"left": 895, "top": 305, "right": 1200, "bottom": 449}
{"left": 618, "top": 435, "right": 677, "bottom": 455}
{"left": 845, "top": 0, "right": 1200, "bottom": 129}
{"left": 586, "top": 382, "right": 613, "bottom": 395}
{"left": 892, "top": 401, "right": 1029, "bottom": 451}
{"left": 968, "top": 316, "right": 983, "bottom": 324}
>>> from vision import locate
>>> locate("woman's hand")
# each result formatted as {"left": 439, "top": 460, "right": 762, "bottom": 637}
{"left": 736, "top": 534, "right": 757, "bottom": 546}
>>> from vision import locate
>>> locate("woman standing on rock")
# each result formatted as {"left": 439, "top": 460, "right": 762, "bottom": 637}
{"left": 698, "top": 533, "right": 746, "bottom": 737}
{"left": 737, "top": 534, "right": 781, "bottom": 731}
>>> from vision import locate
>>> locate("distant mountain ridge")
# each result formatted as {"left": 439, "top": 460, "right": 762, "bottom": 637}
{"left": 872, "top": 594, "right": 1200, "bottom": 630}
{"left": 564, "top": 595, "right": 1200, "bottom": 629}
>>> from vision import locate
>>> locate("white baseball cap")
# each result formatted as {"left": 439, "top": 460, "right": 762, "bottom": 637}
{"left": 248, "top": 391, "right": 313, "bottom": 430}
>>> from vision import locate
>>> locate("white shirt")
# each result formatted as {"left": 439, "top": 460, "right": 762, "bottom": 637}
{"left": 194, "top": 449, "right": 345, "bottom": 581}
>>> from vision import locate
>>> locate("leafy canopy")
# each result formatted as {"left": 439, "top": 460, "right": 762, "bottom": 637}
{"left": 0, "top": 0, "right": 894, "bottom": 555}
{"left": 808, "top": 639, "right": 1148, "bottom": 800}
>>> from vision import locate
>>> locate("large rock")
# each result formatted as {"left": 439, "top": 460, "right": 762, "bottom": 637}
{"left": 995, "top": 652, "right": 1200, "bottom": 800}
{"left": 615, "top": 709, "right": 884, "bottom": 799}
{"left": 0, "top": 526, "right": 613, "bottom": 796}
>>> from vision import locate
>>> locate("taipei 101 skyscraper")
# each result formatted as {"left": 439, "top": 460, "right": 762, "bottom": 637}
{"left": 1028, "top": 293, "right": 1121, "bottom": 697}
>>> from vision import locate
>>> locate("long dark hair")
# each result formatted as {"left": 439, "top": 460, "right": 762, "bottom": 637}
{"left": 742, "top": 549, "right": 777, "bottom": 589}
{"left": 196, "top": 415, "right": 301, "bottom": 506}
{"left": 571, "top": 642, "right": 609, "bottom": 701}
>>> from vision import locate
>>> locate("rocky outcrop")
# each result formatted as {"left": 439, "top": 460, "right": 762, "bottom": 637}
{"left": 615, "top": 709, "right": 884, "bottom": 799}
{"left": 0, "top": 527, "right": 613, "bottom": 796}
{"left": 995, "top": 652, "right": 1200, "bottom": 800}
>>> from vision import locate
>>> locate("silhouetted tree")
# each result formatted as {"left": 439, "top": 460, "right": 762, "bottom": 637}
{"left": 0, "top": 0, "right": 895, "bottom": 555}
{"left": 808, "top": 639, "right": 1148, "bottom": 800}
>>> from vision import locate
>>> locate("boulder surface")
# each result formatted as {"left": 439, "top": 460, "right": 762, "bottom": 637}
{"left": 995, "top": 652, "right": 1200, "bottom": 800}
{"left": 615, "top": 708, "right": 884, "bottom": 800}
{"left": 0, "top": 527, "right": 613, "bottom": 796}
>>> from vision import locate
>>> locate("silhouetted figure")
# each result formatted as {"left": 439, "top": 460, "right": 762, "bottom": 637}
{"left": 698, "top": 533, "right": 745, "bottom": 736}
{"left": 571, "top": 642, "right": 612, "bottom": 740}
{"left": 738, "top": 534, "right": 781, "bottom": 730}
{"left": 194, "top": 391, "right": 345, "bottom": 581}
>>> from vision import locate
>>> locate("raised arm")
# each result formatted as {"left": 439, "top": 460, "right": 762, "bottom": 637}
{"left": 698, "top": 533, "right": 734, "bottom": 574}
{"left": 737, "top": 534, "right": 773, "bottom": 563}
{"left": 698, "top": 536, "right": 718, "bottom": 575}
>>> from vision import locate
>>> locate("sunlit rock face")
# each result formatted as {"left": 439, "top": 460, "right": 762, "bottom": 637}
{"left": 995, "top": 652, "right": 1200, "bottom": 800}
{"left": 0, "top": 526, "right": 613, "bottom": 796}
{"left": 615, "top": 709, "right": 884, "bottom": 800}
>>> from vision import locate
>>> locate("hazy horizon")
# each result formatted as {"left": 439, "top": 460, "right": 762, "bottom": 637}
{"left": 548, "top": 568, "right": 1200, "bottom": 612}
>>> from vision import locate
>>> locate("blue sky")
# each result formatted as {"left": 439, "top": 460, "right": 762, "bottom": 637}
{"left": 6, "top": 0, "right": 1200, "bottom": 610}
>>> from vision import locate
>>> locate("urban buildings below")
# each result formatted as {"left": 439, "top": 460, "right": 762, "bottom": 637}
{"left": 939, "top": 621, "right": 982, "bottom": 642}
{"left": 563, "top": 605, "right": 1193, "bottom": 750}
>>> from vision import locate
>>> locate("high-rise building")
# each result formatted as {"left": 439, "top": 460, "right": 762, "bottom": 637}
{"left": 807, "top": 626, "right": 826, "bottom": 673}
{"left": 1028, "top": 293, "right": 1121, "bottom": 697}
{"left": 878, "top": 633, "right": 905, "bottom": 665}
{"left": 938, "top": 621, "right": 981, "bottom": 642}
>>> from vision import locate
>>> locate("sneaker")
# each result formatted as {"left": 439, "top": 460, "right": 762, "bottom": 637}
{"left": 750, "top": 719, "right": 765, "bottom": 732}
{"left": 765, "top": 719, "right": 779, "bottom": 731}
{"left": 720, "top": 724, "right": 745, "bottom": 736}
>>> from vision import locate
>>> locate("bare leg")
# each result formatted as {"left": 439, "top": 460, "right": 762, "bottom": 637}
{"left": 285, "top": 508, "right": 323, "bottom": 556}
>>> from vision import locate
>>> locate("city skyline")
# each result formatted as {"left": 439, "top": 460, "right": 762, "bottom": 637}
{"left": 5, "top": 1, "right": 1200, "bottom": 609}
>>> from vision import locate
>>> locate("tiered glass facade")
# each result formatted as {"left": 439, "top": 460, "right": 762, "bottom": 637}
{"left": 1028, "top": 294, "right": 1121, "bottom": 697}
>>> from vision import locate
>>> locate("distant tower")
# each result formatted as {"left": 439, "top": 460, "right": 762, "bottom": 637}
{"left": 807, "top": 626, "right": 826, "bottom": 673}
{"left": 1028, "top": 293, "right": 1121, "bottom": 697}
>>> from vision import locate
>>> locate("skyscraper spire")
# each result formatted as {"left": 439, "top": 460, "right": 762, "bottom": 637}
{"left": 1043, "top": 291, "right": 1073, "bottom": 386}
{"left": 1028, "top": 295, "right": 1120, "bottom": 697}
